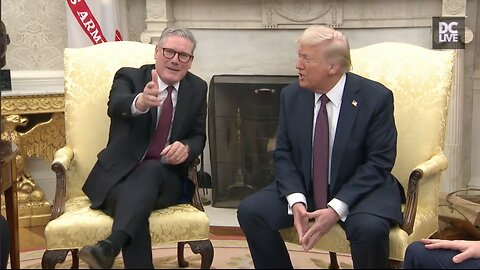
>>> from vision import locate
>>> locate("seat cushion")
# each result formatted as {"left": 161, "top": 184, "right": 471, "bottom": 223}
{"left": 280, "top": 225, "right": 410, "bottom": 260}
{"left": 279, "top": 206, "right": 436, "bottom": 261}
{"left": 44, "top": 196, "right": 210, "bottom": 250}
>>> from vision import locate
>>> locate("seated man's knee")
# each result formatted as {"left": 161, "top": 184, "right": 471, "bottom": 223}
{"left": 346, "top": 214, "right": 390, "bottom": 241}
{"left": 405, "top": 241, "right": 426, "bottom": 258}
{"left": 237, "top": 195, "right": 261, "bottom": 227}
{"left": 404, "top": 241, "right": 428, "bottom": 268}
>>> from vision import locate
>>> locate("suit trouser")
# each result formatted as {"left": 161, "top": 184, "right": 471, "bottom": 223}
{"left": 0, "top": 215, "right": 9, "bottom": 269}
{"left": 403, "top": 241, "right": 480, "bottom": 269}
{"left": 237, "top": 183, "right": 393, "bottom": 269}
{"left": 101, "top": 159, "right": 183, "bottom": 269}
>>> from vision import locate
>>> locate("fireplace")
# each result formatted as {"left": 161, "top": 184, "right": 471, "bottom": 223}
{"left": 208, "top": 74, "right": 297, "bottom": 208}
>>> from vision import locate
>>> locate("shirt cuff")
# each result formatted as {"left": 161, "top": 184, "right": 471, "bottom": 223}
{"left": 131, "top": 93, "right": 149, "bottom": 115}
{"left": 327, "top": 198, "right": 349, "bottom": 222}
{"left": 286, "top": 193, "right": 307, "bottom": 215}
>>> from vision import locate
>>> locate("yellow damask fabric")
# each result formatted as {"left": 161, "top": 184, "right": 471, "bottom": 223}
{"left": 45, "top": 197, "right": 210, "bottom": 249}
{"left": 281, "top": 42, "right": 455, "bottom": 261}
{"left": 45, "top": 41, "right": 210, "bottom": 251}
{"left": 62, "top": 41, "right": 158, "bottom": 199}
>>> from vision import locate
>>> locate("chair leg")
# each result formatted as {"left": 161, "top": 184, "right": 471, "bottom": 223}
{"left": 389, "top": 259, "right": 403, "bottom": 269}
{"left": 41, "top": 248, "right": 79, "bottom": 269}
{"left": 328, "top": 251, "right": 340, "bottom": 269}
{"left": 186, "top": 239, "right": 214, "bottom": 269}
{"left": 177, "top": 242, "right": 189, "bottom": 267}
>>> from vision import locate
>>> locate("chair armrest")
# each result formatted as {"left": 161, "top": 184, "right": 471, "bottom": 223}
{"left": 52, "top": 146, "right": 74, "bottom": 170}
{"left": 402, "top": 152, "right": 448, "bottom": 234}
{"left": 50, "top": 146, "right": 74, "bottom": 220}
{"left": 187, "top": 158, "right": 204, "bottom": 212}
{"left": 414, "top": 152, "right": 448, "bottom": 177}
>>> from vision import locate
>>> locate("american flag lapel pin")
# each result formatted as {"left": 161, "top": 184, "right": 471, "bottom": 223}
{"left": 352, "top": 100, "right": 358, "bottom": 107}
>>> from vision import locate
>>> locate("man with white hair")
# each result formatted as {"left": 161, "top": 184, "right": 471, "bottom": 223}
{"left": 238, "top": 25, "right": 405, "bottom": 269}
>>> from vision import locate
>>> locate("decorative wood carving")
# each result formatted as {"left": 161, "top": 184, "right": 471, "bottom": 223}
{"left": 443, "top": 0, "right": 466, "bottom": 16}
{"left": 1, "top": 93, "right": 65, "bottom": 227}
{"left": 262, "top": 0, "right": 343, "bottom": 28}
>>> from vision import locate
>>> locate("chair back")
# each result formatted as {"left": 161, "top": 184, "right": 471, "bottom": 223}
{"left": 63, "top": 41, "right": 156, "bottom": 199}
{"left": 350, "top": 42, "right": 455, "bottom": 216}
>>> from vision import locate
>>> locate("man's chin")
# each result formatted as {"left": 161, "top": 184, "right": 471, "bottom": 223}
{"left": 298, "top": 81, "right": 309, "bottom": 89}
{"left": 161, "top": 74, "right": 182, "bottom": 85}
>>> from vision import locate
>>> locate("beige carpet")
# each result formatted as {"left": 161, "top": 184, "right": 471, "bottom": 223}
{"left": 18, "top": 240, "right": 353, "bottom": 269}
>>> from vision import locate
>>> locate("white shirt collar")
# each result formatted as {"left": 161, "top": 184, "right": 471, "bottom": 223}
{"left": 157, "top": 77, "right": 180, "bottom": 92}
{"left": 315, "top": 73, "right": 346, "bottom": 108}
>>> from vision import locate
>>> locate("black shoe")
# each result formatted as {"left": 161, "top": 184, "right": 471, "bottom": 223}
{"left": 78, "top": 240, "right": 117, "bottom": 269}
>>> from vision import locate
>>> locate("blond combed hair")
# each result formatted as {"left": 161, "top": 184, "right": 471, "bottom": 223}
{"left": 297, "top": 25, "right": 352, "bottom": 73}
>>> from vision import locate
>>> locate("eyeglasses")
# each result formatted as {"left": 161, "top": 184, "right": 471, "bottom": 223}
{"left": 161, "top": 47, "right": 193, "bottom": 63}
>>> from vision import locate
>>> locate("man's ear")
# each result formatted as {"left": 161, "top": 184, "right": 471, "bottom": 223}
{"left": 328, "top": 62, "right": 341, "bottom": 75}
{"left": 154, "top": 45, "right": 159, "bottom": 60}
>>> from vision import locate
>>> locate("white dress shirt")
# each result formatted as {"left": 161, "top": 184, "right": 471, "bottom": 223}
{"left": 286, "top": 74, "right": 350, "bottom": 221}
{"left": 130, "top": 77, "right": 180, "bottom": 158}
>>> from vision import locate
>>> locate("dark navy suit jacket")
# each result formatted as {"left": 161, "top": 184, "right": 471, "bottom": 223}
{"left": 83, "top": 64, "right": 207, "bottom": 209}
{"left": 273, "top": 72, "right": 404, "bottom": 224}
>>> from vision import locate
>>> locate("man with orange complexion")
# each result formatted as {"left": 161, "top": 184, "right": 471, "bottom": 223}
{"left": 238, "top": 25, "right": 404, "bottom": 269}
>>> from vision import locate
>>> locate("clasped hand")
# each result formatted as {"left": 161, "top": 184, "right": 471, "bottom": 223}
{"left": 160, "top": 141, "right": 189, "bottom": 165}
{"left": 292, "top": 203, "right": 340, "bottom": 251}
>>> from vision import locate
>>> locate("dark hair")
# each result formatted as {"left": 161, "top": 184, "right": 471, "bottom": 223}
{"left": 0, "top": 20, "right": 11, "bottom": 68}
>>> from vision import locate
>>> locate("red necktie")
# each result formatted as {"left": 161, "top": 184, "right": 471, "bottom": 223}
{"left": 313, "top": 94, "right": 330, "bottom": 209}
{"left": 145, "top": 85, "right": 174, "bottom": 159}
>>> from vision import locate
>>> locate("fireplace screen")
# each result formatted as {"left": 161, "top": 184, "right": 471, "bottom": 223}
{"left": 208, "top": 74, "right": 298, "bottom": 208}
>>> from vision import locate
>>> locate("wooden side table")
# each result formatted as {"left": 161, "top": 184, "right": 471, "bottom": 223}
{"left": 0, "top": 140, "right": 19, "bottom": 269}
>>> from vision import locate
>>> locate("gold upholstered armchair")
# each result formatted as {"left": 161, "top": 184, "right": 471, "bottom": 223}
{"left": 280, "top": 42, "right": 456, "bottom": 268}
{"left": 41, "top": 41, "right": 214, "bottom": 269}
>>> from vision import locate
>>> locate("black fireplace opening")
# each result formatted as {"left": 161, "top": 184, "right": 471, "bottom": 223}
{"left": 208, "top": 74, "right": 298, "bottom": 208}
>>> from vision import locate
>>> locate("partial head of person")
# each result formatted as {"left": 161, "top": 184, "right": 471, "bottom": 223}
{"left": 296, "top": 25, "right": 351, "bottom": 93}
{"left": 154, "top": 27, "right": 197, "bottom": 85}
{"left": 0, "top": 20, "right": 11, "bottom": 69}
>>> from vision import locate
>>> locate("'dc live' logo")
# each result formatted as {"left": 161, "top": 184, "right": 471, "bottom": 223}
{"left": 432, "top": 17, "right": 465, "bottom": 49}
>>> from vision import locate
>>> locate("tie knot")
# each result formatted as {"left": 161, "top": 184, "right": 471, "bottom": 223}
{"left": 166, "top": 85, "right": 175, "bottom": 94}
{"left": 320, "top": 94, "right": 329, "bottom": 105}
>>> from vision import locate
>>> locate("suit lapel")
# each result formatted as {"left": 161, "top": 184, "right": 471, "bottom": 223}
{"left": 146, "top": 65, "right": 158, "bottom": 135}
{"left": 170, "top": 77, "right": 191, "bottom": 141}
{"left": 330, "top": 73, "right": 360, "bottom": 187}
{"left": 299, "top": 90, "right": 315, "bottom": 185}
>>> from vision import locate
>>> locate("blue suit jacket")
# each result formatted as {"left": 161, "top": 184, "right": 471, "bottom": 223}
{"left": 273, "top": 72, "right": 404, "bottom": 224}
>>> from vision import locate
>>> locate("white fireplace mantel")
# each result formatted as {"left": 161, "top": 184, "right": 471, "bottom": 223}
{"left": 141, "top": 0, "right": 448, "bottom": 43}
